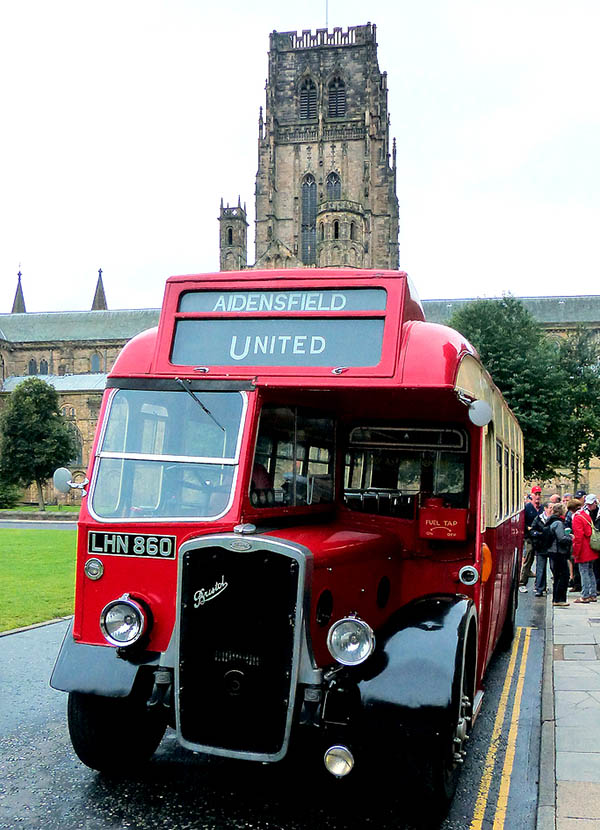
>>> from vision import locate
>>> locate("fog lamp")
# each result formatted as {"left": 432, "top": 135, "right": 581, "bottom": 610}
{"left": 324, "top": 745, "right": 354, "bottom": 778}
{"left": 327, "top": 615, "right": 375, "bottom": 666}
{"left": 100, "top": 595, "right": 146, "bottom": 647}
{"left": 458, "top": 565, "right": 479, "bottom": 586}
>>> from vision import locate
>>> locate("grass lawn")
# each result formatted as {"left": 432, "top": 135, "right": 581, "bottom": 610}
{"left": 0, "top": 528, "right": 77, "bottom": 631}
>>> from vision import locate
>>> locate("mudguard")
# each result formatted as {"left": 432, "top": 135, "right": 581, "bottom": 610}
{"left": 50, "top": 620, "right": 160, "bottom": 697}
{"left": 356, "top": 594, "right": 476, "bottom": 737}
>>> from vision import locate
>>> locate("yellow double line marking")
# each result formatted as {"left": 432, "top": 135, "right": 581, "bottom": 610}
{"left": 470, "top": 626, "right": 532, "bottom": 830}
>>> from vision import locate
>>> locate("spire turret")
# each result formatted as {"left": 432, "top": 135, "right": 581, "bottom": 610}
{"left": 92, "top": 268, "right": 108, "bottom": 310}
{"left": 219, "top": 202, "right": 248, "bottom": 271}
{"left": 11, "top": 270, "right": 26, "bottom": 313}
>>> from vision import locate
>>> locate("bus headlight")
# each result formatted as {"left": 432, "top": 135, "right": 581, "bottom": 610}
{"left": 327, "top": 616, "right": 375, "bottom": 666}
{"left": 100, "top": 595, "right": 147, "bottom": 647}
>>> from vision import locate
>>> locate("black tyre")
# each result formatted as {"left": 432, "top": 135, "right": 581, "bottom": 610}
{"left": 498, "top": 576, "right": 518, "bottom": 652}
{"left": 404, "top": 634, "right": 476, "bottom": 822}
{"left": 67, "top": 690, "right": 167, "bottom": 772}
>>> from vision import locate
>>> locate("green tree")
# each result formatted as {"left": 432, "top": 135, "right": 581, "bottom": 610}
{"left": 448, "top": 295, "right": 562, "bottom": 479}
{"left": 556, "top": 328, "right": 600, "bottom": 488}
{"left": 0, "top": 481, "right": 22, "bottom": 509}
{"left": 0, "top": 378, "right": 77, "bottom": 510}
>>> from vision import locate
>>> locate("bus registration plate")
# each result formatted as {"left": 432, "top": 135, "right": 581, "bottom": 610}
{"left": 87, "top": 532, "right": 177, "bottom": 559}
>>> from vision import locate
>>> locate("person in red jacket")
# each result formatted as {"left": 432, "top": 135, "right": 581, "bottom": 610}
{"left": 572, "top": 494, "right": 599, "bottom": 603}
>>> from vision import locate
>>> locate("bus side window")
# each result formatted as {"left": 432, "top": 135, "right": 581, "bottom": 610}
{"left": 251, "top": 406, "right": 334, "bottom": 508}
{"left": 343, "top": 426, "right": 468, "bottom": 517}
{"left": 496, "top": 441, "right": 503, "bottom": 519}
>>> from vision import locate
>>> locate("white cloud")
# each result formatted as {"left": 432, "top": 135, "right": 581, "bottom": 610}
{"left": 0, "top": 0, "right": 598, "bottom": 312}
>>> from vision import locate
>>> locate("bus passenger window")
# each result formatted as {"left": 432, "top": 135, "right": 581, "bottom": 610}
{"left": 251, "top": 406, "right": 334, "bottom": 508}
{"left": 496, "top": 441, "right": 503, "bottom": 518}
{"left": 344, "top": 425, "right": 468, "bottom": 517}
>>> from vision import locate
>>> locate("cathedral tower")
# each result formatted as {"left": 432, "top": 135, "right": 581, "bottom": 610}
{"left": 254, "top": 24, "right": 399, "bottom": 270}
{"left": 219, "top": 199, "right": 248, "bottom": 271}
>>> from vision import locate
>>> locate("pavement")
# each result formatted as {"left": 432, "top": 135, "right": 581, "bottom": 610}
{"left": 538, "top": 586, "right": 600, "bottom": 830}
{"left": 0, "top": 510, "right": 78, "bottom": 521}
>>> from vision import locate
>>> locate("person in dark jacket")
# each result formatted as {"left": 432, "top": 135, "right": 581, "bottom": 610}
{"left": 547, "top": 503, "right": 572, "bottom": 606}
{"left": 520, "top": 486, "right": 544, "bottom": 592}
{"left": 566, "top": 497, "right": 583, "bottom": 591}
{"left": 530, "top": 502, "right": 553, "bottom": 596}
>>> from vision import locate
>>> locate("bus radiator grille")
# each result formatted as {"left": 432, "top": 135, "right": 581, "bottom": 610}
{"left": 178, "top": 545, "right": 300, "bottom": 756}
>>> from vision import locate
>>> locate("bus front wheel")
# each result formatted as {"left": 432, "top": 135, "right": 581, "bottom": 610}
{"left": 67, "top": 690, "right": 167, "bottom": 773}
{"left": 405, "top": 646, "right": 475, "bottom": 819}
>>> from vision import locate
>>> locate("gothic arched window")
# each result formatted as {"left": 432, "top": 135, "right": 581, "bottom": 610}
{"left": 299, "top": 79, "right": 317, "bottom": 120}
{"left": 227, "top": 227, "right": 233, "bottom": 245}
{"left": 90, "top": 353, "right": 101, "bottom": 373}
{"left": 39, "top": 359, "right": 49, "bottom": 375}
{"left": 326, "top": 172, "right": 341, "bottom": 200}
{"left": 65, "top": 422, "right": 83, "bottom": 466}
{"left": 350, "top": 222, "right": 356, "bottom": 241}
{"left": 334, "top": 220, "right": 340, "bottom": 240}
{"left": 301, "top": 174, "right": 317, "bottom": 265}
{"left": 328, "top": 77, "right": 346, "bottom": 118}
{"left": 28, "top": 358, "right": 37, "bottom": 375}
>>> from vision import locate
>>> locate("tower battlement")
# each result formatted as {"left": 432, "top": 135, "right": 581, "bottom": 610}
{"left": 270, "top": 23, "right": 376, "bottom": 52}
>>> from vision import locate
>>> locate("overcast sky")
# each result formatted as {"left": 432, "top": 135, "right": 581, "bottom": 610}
{"left": 1, "top": 0, "right": 598, "bottom": 313}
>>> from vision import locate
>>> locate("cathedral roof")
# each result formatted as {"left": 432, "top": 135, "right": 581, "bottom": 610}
{"left": 1, "top": 373, "right": 108, "bottom": 392}
{"left": 0, "top": 309, "right": 159, "bottom": 344}
{"left": 422, "top": 295, "right": 600, "bottom": 327}
{"left": 1, "top": 296, "right": 598, "bottom": 348}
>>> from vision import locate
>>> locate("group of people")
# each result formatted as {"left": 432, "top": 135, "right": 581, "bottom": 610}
{"left": 520, "top": 486, "right": 600, "bottom": 606}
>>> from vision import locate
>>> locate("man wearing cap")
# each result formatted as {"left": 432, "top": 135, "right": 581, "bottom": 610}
{"left": 520, "top": 486, "right": 544, "bottom": 592}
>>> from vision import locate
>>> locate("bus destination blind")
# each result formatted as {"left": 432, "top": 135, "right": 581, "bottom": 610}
{"left": 172, "top": 289, "right": 387, "bottom": 367}
{"left": 171, "top": 318, "right": 385, "bottom": 367}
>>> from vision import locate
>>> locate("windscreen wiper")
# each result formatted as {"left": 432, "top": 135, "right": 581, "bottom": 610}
{"left": 174, "top": 378, "right": 225, "bottom": 433}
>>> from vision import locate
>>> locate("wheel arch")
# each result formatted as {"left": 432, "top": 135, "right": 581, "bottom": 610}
{"left": 357, "top": 594, "right": 477, "bottom": 736}
{"left": 50, "top": 619, "right": 160, "bottom": 697}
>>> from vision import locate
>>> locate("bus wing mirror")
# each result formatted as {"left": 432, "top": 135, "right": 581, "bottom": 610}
{"left": 53, "top": 467, "right": 73, "bottom": 494}
{"left": 468, "top": 400, "right": 493, "bottom": 427}
{"left": 53, "top": 467, "right": 88, "bottom": 495}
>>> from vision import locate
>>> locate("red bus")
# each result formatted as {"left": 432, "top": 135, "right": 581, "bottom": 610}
{"left": 52, "top": 269, "right": 523, "bottom": 814}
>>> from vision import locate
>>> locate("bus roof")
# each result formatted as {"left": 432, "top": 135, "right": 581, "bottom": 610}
{"left": 108, "top": 271, "right": 505, "bottom": 417}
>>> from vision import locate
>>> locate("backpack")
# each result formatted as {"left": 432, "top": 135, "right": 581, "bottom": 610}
{"left": 580, "top": 513, "right": 600, "bottom": 552}
{"left": 531, "top": 518, "right": 553, "bottom": 552}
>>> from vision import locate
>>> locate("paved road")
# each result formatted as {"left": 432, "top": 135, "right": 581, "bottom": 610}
{"left": 0, "top": 595, "right": 544, "bottom": 830}
{"left": 0, "top": 520, "right": 77, "bottom": 530}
